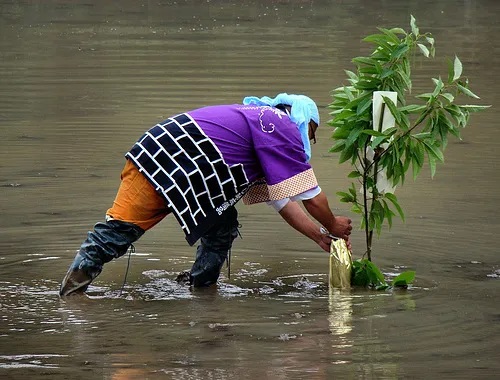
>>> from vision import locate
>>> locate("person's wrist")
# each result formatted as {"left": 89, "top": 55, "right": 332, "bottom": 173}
{"left": 320, "top": 225, "right": 341, "bottom": 241}
{"left": 323, "top": 216, "right": 337, "bottom": 234}
{"left": 313, "top": 227, "right": 325, "bottom": 243}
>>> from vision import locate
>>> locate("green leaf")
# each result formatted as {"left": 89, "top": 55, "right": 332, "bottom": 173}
{"left": 356, "top": 133, "right": 368, "bottom": 148}
{"left": 345, "top": 127, "right": 364, "bottom": 149}
{"left": 382, "top": 96, "right": 402, "bottom": 124}
{"left": 336, "top": 191, "right": 353, "bottom": 203}
{"left": 333, "top": 109, "right": 357, "bottom": 120}
{"left": 348, "top": 170, "right": 362, "bottom": 178}
{"left": 359, "top": 66, "right": 381, "bottom": 75}
{"left": 356, "top": 96, "right": 373, "bottom": 115}
{"left": 389, "top": 27, "right": 407, "bottom": 35}
{"left": 363, "top": 33, "right": 394, "bottom": 49}
{"left": 413, "top": 132, "right": 432, "bottom": 140}
{"left": 392, "top": 271, "right": 416, "bottom": 287}
{"left": 399, "top": 112, "right": 410, "bottom": 131}
{"left": 355, "top": 79, "right": 381, "bottom": 90}
{"left": 443, "top": 105, "right": 466, "bottom": 131}
{"left": 457, "top": 83, "right": 480, "bottom": 99}
{"left": 416, "top": 92, "right": 435, "bottom": 102}
{"left": 391, "top": 43, "right": 410, "bottom": 60}
{"left": 384, "top": 193, "right": 405, "bottom": 221}
{"left": 413, "top": 140, "right": 425, "bottom": 166}
{"left": 351, "top": 260, "right": 369, "bottom": 287}
{"left": 437, "top": 115, "right": 450, "bottom": 148}
{"left": 345, "top": 93, "right": 370, "bottom": 111}
{"left": 351, "top": 203, "right": 363, "bottom": 214}
{"left": 372, "top": 200, "right": 385, "bottom": 236}
{"left": 431, "top": 77, "right": 445, "bottom": 97}
{"left": 459, "top": 105, "right": 491, "bottom": 112}
{"left": 410, "top": 15, "right": 419, "bottom": 36}
{"left": 437, "top": 110, "right": 456, "bottom": 144}
{"left": 423, "top": 140, "right": 444, "bottom": 162}
{"left": 382, "top": 200, "right": 394, "bottom": 228}
{"left": 371, "top": 135, "right": 389, "bottom": 148}
{"left": 329, "top": 140, "right": 345, "bottom": 153}
{"left": 366, "top": 176, "right": 375, "bottom": 193}
{"left": 447, "top": 58, "right": 454, "bottom": 83}
{"left": 332, "top": 127, "right": 350, "bottom": 139}
{"left": 399, "top": 104, "right": 426, "bottom": 113}
{"left": 345, "top": 70, "right": 358, "bottom": 81}
{"left": 428, "top": 149, "right": 437, "bottom": 177}
{"left": 395, "top": 68, "right": 412, "bottom": 92}
{"left": 378, "top": 27, "right": 402, "bottom": 44}
{"left": 410, "top": 140, "right": 425, "bottom": 180}
{"left": 411, "top": 157, "right": 423, "bottom": 180}
{"left": 453, "top": 56, "right": 463, "bottom": 81}
{"left": 365, "top": 260, "right": 387, "bottom": 286}
{"left": 339, "top": 143, "right": 356, "bottom": 164}
{"left": 371, "top": 49, "right": 391, "bottom": 61}
{"left": 403, "top": 147, "right": 412, "bottom": 172}
{"left": 443, "top": 104, "right": 462, "bottom": 117}
{"left": 329, "top": 120, "right": 344, "bottom": 128}
{"left": 417, "top": 43, "right": 430, "bottom": 57}
{"left": 393, "top": 159, "right": 406, "bottom": 185}
{"left": 343, "top": 85, "right": 355, "bottom": 101}
{"left": 349, "top": 182, "right": 358, "bottom": 198}
{"left": 440, "top": 92, "right": 455, "bottom": 103}
{"left": 380, "top": 68, "right": 395, "bottom": 79}
{"left": 332, "top": 89, "right": 350, "bottom": 99}
{"left": 352, "top": 56, "right": 377, "bottom": 66}
{"left": 361, "top": 129, "right": 386, "bottom": 137}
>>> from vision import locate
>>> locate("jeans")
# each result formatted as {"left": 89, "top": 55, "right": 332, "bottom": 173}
{"left": 66, "top": 220, "right": 145, "bottom": 282}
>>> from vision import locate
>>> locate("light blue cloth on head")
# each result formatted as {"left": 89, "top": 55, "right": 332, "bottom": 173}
{"left": 242, "top": 93, "right": 320, "bottom": 161}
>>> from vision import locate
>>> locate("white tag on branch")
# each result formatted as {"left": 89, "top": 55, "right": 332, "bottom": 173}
{"left": 369, "top": 91, "right": 398, "bottom": 194}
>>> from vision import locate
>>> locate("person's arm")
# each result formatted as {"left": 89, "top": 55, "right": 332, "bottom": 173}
{"left": 302, "top": 191, "right": 352, "bottom": 241}
{"left": 278, "top": 200, "right": 333, "bottom": 252}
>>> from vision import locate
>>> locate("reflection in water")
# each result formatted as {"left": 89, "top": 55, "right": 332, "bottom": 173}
{"left": 0, "top": 354, "right": 66, "bottom": 369}
{"left": 328, "top": 288, "right": 353, "bottom": 336}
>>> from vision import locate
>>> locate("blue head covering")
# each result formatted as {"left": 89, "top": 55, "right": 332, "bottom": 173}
{"left": 242, "top": 93, "right": 320, "bottom": 161}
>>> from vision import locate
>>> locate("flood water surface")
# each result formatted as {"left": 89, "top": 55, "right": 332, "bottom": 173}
{"left": 1, "top": 0, "right": 499, "bottom": 379}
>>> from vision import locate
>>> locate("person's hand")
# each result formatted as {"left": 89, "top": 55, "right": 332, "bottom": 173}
{"left": 330, "top": 216, "right": 352, "bottom": 241}
{"left": 318, "top": 216, "right": 353, "bottom": 252}
{"left": 322, "top": 216, "right": 352, "bottom": 251}
{"left": 318, "top": 234, "right": 352, "bottom": 252}
{"left": 318, "top": 235, "right": 332, "bottom": 252}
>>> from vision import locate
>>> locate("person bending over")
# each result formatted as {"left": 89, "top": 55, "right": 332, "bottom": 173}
{"left": 60, "top": 93, "right": 352, "bottom": 296}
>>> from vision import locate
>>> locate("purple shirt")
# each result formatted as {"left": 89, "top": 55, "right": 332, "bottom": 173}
{"left": 126, "top": 105, "right": 318, "bottom": 244}
{"left": 188, "top": 104, "right": 311, "bottom": 185}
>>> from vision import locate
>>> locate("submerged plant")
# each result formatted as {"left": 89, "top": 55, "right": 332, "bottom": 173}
{"left": 329, "top": 238, "right": 415, "bottom": 290}
{"left": 328, "top": 15, "right": 489, "bottom": 267}
{"left": 351, "top": 259, "right": 415, "bottom": 290}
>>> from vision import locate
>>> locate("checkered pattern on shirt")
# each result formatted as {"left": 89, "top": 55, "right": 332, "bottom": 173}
{"left": 243, "top": 168, "right": 318, "bottom": 205}
{"left": 126, "top": 113, "right": 249, "bottom": 245}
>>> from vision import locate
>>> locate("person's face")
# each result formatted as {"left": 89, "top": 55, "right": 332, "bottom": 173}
{"left": 308, "top": 120, "right": 318, "bottom": 144}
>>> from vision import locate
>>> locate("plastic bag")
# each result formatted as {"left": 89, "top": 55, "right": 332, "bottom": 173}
{"left": 329, "top": 239, "right": 352, "bottom": 288}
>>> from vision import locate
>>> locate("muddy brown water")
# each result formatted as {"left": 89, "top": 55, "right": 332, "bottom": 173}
{"left": 1, "top": 0, "right": 499, "bottom": 379}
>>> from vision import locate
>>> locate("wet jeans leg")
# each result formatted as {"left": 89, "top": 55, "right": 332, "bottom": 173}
{"left": 189, "top": 207, "right": 239, "bottom": 287}
{"left": 60, "top": 220, "right": 144, "bottom": 295}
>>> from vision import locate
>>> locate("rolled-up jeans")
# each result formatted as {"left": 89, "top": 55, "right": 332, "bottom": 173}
{"left": 66, "top": 159, "right": 239, "bottom": 286}
{"left": 67, "top": 219, "right": 145, "bottom": 282}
